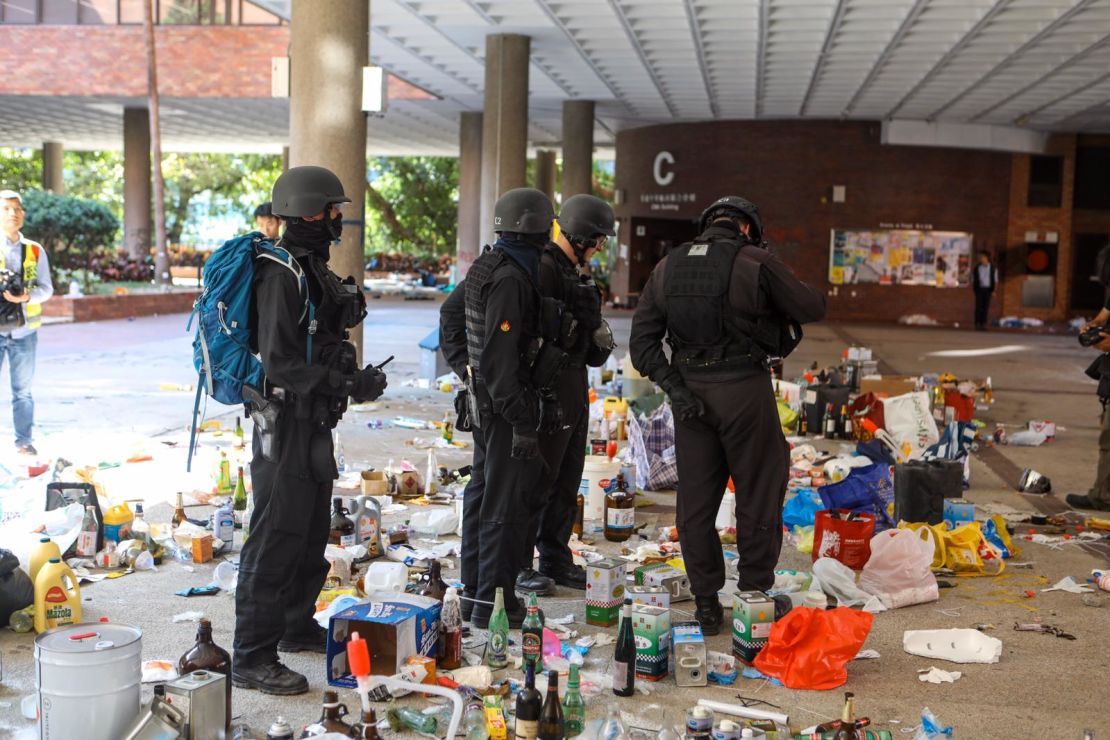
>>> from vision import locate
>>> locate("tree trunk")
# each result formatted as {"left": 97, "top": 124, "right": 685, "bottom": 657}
{"left": 365, "top": 178, "right": 418, "bottom": 247}
{"left": 166, "top": 191, "right": 194, "bottom": 245}
{"left": 143, "top": 0, "right": 172, "bottom": 287}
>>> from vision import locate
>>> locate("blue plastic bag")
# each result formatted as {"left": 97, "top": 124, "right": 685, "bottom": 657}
{"left": 818, "top": 463, "right": 895, "bottom": 531}
{"left": 782, "top": 489, "right": 823, "bottom": 529}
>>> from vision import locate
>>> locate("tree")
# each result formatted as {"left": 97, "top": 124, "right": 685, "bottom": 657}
{"left": 0, "top": 148, "right": 41, "bottom": 192}
{"left": 365, "top": 156, "right": 458, "bottom": 255}
{"left": 161, "top": 153, "right": 282, "bottom": 244}
{"left": 21, "top": 190, "right": 119, "bottom": 290}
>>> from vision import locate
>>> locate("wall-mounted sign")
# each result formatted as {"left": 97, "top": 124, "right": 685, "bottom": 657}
{"left": 653, "top": 151, "right": 675, "bottom": 186}
{"left": 639, "top": 191, "right": 698, "bottom": 212}
{"left": 829, "top": 228, "right": 972, "bottom": 287}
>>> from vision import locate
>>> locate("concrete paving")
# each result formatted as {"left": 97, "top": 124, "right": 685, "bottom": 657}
{"left": 1, "top": 298, "right": 1108, "bottom": 738}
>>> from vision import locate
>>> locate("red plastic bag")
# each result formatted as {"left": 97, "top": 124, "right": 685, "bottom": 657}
{"left": 943, "top": 391, "right": 975, "bottom": 423}
{"left": 753, "top": 607, "right": 874, "bottom": 690}
{"left": 849, "top": 392, "right": 885, "bottom": 441}
{"left": 812, "top": 509, "right": 875, "bottom": 569}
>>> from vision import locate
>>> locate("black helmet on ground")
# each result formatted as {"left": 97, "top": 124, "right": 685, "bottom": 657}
{"left": 271, "top": 166, "right": 351, "bottom": 219}
{"left": 493, "top": 188, "right": 555, "bottom": 235}
{"left": 698, "top": 195, "right": 763, "bottom": 243}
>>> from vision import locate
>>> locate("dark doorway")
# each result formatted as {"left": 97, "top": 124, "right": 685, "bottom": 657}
{"left": 627, "top": 217, "right": 695, "bottom": 297}
{"left": 1072, "top": 232, "right": 1110, "bottom": 312}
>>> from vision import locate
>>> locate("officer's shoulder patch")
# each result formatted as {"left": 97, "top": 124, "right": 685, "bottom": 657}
{"left": 499, "top": 320, "right": 511, "bottom": 332}
{"left": 688, "top": 243, "right": 710, "bottom": 256}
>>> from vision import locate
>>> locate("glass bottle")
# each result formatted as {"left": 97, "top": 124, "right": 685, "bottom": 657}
{"left": 572, "top": 488, "right": 584, "bottom": 537}
{"left": 537, "top": 670, "right": 564, "bottom": 740}
{"left": 799, "top": 413, "right": 808, "bottom": 437}
{"left": 514, "top": 663, "right": 542, "bottom": 739}
{"left": 304, "top": 690, "right": 351, "bottom": 735}
{"left": 234, "top": 415, "right": 245, "bottom": 449}
{"left": 562, "top": 663, "right": 586, "bottom": 737}
{"left": 839, "top": 405, "right": 852, "bottom": 440}
{"left": 487, "top": 587, "right": 509, "bottom": 669}
{"left": 385, "top": 706, "right": 436, "bottom": 735}
{"left": 464, "top": 701, "right": 490, "bottom": 740}
{"left": 177, "top": 618, "right": 232, "bottom": 730}
{"left": 823, "top": 402, "right": 836, "bottom": 438}
{"left": 334, "top": 430, "right": 346, "bottom": 474}
{"left": 439, "top": 586, "right": 463, "bottom": 669}
{"left": 349, "top": 708, "right": 379, "bottom": 739}
{"left": 76, "top": 505, "right": 99, "bottom": 557}
{"left": 442, "top": 411, "right": 454, "bottom": 445}
{"left": 131, "top": 503, "right": 152, "bottom": 548}
{"left": 599, "top": 705, "right": 627, "bottom": 740}
{"left": 521, "top": 592, "right": 544, "bottom": 674}
{"left": 172, "top": 493, "right": 187, "bottom": 528}
{"left": 420, "top": 559, "right": 448, "bottom": 602}
{"left": 217, "top": 451, "right": 233, "bottom": 493}
{"left": 612, "top": 599, "right": 635, "bottom": 697}
{"left": 604, "top": 474, "right": 634, "bottom": 543}
{"left": 329, "top": 497, "right": 357, "bottom": 547}
{"left": 233, "top": 467, "right": 247, "bottom": 512}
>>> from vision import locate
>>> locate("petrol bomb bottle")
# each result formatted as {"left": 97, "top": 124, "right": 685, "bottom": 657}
{"left": 537, "top": 670, "right": 565, "bottom": 740}
{"left": 234, "top": 415, "right": 245, "bottom": 448}
{"left": 420, "top": 559, "right": 449, "bottom": 602}
{"left": 178, "top": 617, "right": 232, "bottom": 729}
{"left": 573, "top": 487, "right": 585, "bottom": 537}
{"left": 349, "top": 709, "right": 379, "bottom": 739}
{"left": 329, "top": 497, "right": 357, "bottom": 547}
{"left": 440, "top": 586, "right": 463, "bottom": 669}
{"left": 217, "top": 451, "right": 233, "bottom": 493}
{"left": 562, "top": 663, "right": 586, "bottom": 737}
{"left": 487, "top": 587, "right": 510, "bottom": 668}
{"left": 604, "top": 474, "right": 634, "bottom": 543}
{"left": 172, "top": 492, "right": 188, "bottom": 528}
{"left": 612, "top": 599, "right": 635, "bottom": 697}
{"left": 521, "top": 592, "right": 544, "bottom": 673}
{"left": 515, "top": 663, "right": 542, "bottom": 739}
{"left": 76, "top": 506, "right": 99, "bottom": 557}
{"left": 302, "top": 690, "right": 352, "bottom": 736}
{"left": 233, "top": 467, "right": 248, "bottom": 513}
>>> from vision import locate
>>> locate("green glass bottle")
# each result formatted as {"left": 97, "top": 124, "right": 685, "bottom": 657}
{"left": 521, "top": 592, "right": 544, "bottom": 674}
{"left": 562, "top": 663, "right": 586, "bottom": 737}
{"left": 232, "top": 467, "right": 247, "bottom": 512}
{"left": 487, "top": 587, "right": 509, "bottom": 669}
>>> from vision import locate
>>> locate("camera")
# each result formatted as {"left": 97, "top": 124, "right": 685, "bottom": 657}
{"left": 1079, "top": 325, "right": 1108, "bottom": 347}
{"left": 0, "top": 268, "right": 23, "bottom": 298}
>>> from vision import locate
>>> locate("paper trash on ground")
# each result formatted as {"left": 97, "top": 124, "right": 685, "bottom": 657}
{"left": 917, "top": 667, "right": 962, "bottom": 684}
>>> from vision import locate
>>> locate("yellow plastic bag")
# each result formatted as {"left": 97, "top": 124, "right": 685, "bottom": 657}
{"left": 900, "top": 522, "right": 948, "bottom": 570}
{"left": 941, "top": 522, "right": 1004, "bottom": 576}
{"left": 792, "top": 525, "right": 815, "bottom": 554}
{"left": 778, "top": 401, "right": 798, "bottom": 434}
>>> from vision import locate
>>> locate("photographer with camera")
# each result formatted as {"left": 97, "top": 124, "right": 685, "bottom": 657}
{"left": 1, "top": 189, "right": 53, "bottom": 456}
{"left": 1069, "top": 243, "right": 1110, "bottom": 511}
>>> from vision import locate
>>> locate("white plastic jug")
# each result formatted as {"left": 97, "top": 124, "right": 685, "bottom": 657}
{"left": 364, "top": 562, "right": 408, "bottom": 593}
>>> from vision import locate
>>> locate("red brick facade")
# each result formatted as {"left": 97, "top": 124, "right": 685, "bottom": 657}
{"left": 613, "top": 120, "right": 1014, "bottom": 325}
{"left": 42, "top": 290, "right": 200, "bottom": 322}
{"left": 0, "top": 25, "right": 431, "bottom": 100}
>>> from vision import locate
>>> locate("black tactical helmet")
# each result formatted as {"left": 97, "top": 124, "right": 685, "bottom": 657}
{"left": 493, "top": 188, "right": 555, "bottom": 235}
{"left": 557, "top": 194, "right": 616, "bottom": 239}
{"left": 698, "top": 195, "right": 763, "bottom": 242}
{"left": 271, "top": 166, "right": 351, "bottom": 219}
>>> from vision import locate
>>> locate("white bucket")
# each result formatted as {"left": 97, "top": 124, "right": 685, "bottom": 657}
{"left": 581, "top": 456, "right": 621, "bottom": 521}
{"left": 36, "top": 621, "right": 142, "bottom": 740}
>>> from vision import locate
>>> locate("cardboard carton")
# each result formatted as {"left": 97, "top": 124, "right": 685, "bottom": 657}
{"left": 326, "top": 591, "right": 440, "bottom": 688}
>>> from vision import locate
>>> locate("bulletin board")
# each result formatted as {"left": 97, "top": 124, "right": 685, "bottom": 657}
{"left": 828, "top": 229, "right": 973, "bottom": 287}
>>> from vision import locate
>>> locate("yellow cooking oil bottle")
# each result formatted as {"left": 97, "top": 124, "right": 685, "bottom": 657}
{"left": 29, "top": 536, "right": 61, "bottom": 583}
{"left": 34, "top": 557, "right": 82, "bottom": 633}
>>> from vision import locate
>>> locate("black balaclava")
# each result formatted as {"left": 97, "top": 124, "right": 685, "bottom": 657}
{"left": 494, "top": 232, "right": 546, "bottom": 283}
{"left": 281, "top": 209, "right": 343, "bottom": 258}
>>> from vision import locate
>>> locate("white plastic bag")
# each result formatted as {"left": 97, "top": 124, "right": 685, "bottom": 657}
{"left": 812, "top": 557, "right": 885, "bottom": 611}
{"left": 859, "top": 528, "right": 939, "bottom": 609}
{"left": 882, "top": 391, "right": 940, "bottom": 460}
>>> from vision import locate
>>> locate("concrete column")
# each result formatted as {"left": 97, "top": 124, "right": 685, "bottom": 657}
{"left": 534, "top": 149, "right": 557, "bottom": 201}
{"left": 282, "top": 145, "right": 290, "bottom": 172}
{"left": 480, "top": 34, "right": 530, "bottom": 244}
{"left": 123, "top": 107, "right": 152, "bottom": 259}
{"left": 42, "top": 142, "right": 64, "bottom": 194}
{"left": 457, "top": 111, "right": 483, "bottom": 277}
{"left": 562, "top": 100, "right": 595, "bottom": 198}
{"left": 289, "top": 0, "right": 369, "bottom": 356}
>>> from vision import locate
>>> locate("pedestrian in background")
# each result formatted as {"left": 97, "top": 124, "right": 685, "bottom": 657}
{"left": 971, "top": 250, "right": 998, "bottom": 330}
{"left": 253, "top": 201, "right": 281, "bottom": 240}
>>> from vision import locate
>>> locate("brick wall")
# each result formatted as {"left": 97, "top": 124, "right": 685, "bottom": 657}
{"left": 613, "top": 120, "right": 1014, "bottom": 325}
{"left": 0, "top": 26, "right": 432, "bottom": 100}
{"left": 42, "top": 291, "right": 199, "bottom": 322}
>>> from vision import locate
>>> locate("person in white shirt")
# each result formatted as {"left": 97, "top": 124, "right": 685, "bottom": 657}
{"left": 0, "top": 189, "right": 54, "bottom": 455}
{"left": 971, "top": 250, "right": 998, "bottom": 331}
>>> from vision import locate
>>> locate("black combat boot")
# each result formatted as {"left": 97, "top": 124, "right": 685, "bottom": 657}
{"left": 232, "top": 660, "right": 309, "bottom": 695}
{"left": 540, "top": 563, "right": 587, "bottom": 590}
{"left": 516, "top": 568, "right": 556, "bottom": 595}
{"left": 694, "top": 595, "right": 724, "bottom": 636}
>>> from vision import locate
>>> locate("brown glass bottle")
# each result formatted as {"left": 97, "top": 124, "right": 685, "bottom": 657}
{"left": 177, "top": 618, "right": 231, "bottom": 730}
{"left": 603, "top": 474, "right": 634, "bottom": 542}
{"left": 419, "top": 559, "right": 448, "bottom": 602}
{"left": 572, "top": 488, "right": 584, "bottom": 537}
{"left": 172, "top": 492, "right": 187, "bottom": 528}
{"left": 349, "top": 708, "right": 379, "bottom": 738}
{"left": 329, "top": 497, "right": 357, "bottom": 547}
{"left": 301, "top": 690, "right": 352, "bottom": 736}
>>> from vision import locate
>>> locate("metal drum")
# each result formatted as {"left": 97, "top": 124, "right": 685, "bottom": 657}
{"left": 35, "top": 622, "right": 142, "bottom": 740}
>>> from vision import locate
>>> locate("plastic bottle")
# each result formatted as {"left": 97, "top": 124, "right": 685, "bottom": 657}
{"left": 385, "top": 706, "right": 437, "bottom": 735}
{"left": 612, "top": 599, "right": 635, "bottom": 697}
{"left": 1092, "top": 570, "right": 1110, "bottom": 592}
{"left": 604, "top": 474, "right": 634, "bottom": 543}
{"left": 464, "top": 702, "right": 490, "bottom": 740}
{"left": 487, "top": 587, "right": 509, "bottom": 668}
{"left": 76, "top": 505, "right": 99, "bottom": 557}
{"left": 29, "top": 537, "right": 61, "bottom": 583}
{"left": 440, "top": 586, "right": 463, "bottom": 669}
{"left": 599, "top": 705, "right": 628, "bottom": 740}
{"left": 8, "top": 605, "right": 34, "bottom": 633}
{"left": 522, "top": 592, "right": 544, "bottom": 674}
{"left": 562, "top": 663, "right": 586, "bottom": 737}
{"left": 33, "top": 557, "right": 81, "bottom": 632}
{"left": 214, "top": 501, "right": 235, "bottom": 547}
{"left": 352, "top": 495, "right": 383, "bottom": 558}
{"left": 334, "top": 430, "right": 346, "bottom": 474}
{"left": 178, "top": 618, "right": 232, "bottom": 730}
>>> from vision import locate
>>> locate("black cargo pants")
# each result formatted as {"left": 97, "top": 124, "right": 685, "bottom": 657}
{"left": 674, "top": 373, "right": 789, "bottom": 595}
{"left": 524, "top": 367, "right": 589, "bottom": 574}
{"left": 234, "top": 419, "right": 334, "bottom": 667}
{"left": 459, "top": 424, "right": 487, "bottom": 592}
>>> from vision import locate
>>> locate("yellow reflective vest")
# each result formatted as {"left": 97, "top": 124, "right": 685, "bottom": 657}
{"left": 0, "top": 239, "right": 44, "bottom": 331}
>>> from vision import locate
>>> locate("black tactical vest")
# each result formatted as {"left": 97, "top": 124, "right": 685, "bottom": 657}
{"left": 663, "top": 237, "right": 753, "bottom": 355}
{"left": 463, "top": 248, "right": 506, "bottom": 379}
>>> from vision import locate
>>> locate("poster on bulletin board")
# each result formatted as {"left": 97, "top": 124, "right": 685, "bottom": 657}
{"left": 828, "top": 229, "right": 973, "bottom": 287}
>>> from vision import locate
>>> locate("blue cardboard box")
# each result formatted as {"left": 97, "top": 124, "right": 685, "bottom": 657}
{"left": 326, "top": 592, "right": 441, "bottom": 688}
{"left": 943, "top": 499, "right": 975, "bottom": 529}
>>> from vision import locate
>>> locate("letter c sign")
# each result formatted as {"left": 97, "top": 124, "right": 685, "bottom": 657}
{"left": 653, "top": 151, "right": 675, "bottom": 187}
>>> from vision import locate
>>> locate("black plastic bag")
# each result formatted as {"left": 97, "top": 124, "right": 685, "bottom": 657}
{"left": 0, "top": 548, "right": 34, "bottom": 624}
{"left": 894, "top": 459, "right": 964, "bottom": 525}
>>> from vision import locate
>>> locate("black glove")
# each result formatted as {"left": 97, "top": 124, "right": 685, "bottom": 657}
{"left": 351, "top": 365, "right": 388, "bottom": 403}
{"left": 453, "top": 389, "right": 473, "bottom": 432}
{"left": 511, "top": 428, "right": 540, "bottom": 460}
{"left": 573, "top": 283, "right": 602, "bottom": 331}
{"left": 658, "top": 369, "right": 704, "bottom": 422}
{"left": 537, "top": 389, "right": 563, "bottom": 435}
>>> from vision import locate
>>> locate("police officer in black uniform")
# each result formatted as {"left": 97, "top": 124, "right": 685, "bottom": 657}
{"left": 462, "top": 187, "right": 560, "bottom": 628}
{"left": 629, "top": 196, "right": 825, "bottom": 635}
{"left": 516, "top": 194, "right": 616, "bottom": 594}
{"left": 233, "top": 166, "right": 388, "bottom": 694}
